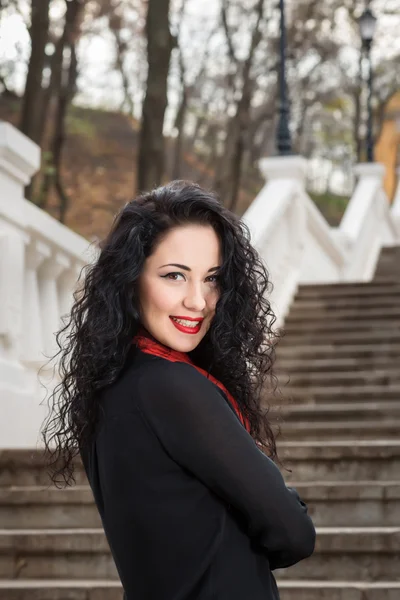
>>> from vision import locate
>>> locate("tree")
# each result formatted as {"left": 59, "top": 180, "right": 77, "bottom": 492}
{"left": 213, "top": 0, "right": 265, "bottom": 211}
{"left": 137, "top": 0, "right": 176, "bottom": 192}
{"left": 20, "top": 0, "right": 51, "bottom": 143}
{"left": 37, "top": 0, "right": 85, "bottom": 223}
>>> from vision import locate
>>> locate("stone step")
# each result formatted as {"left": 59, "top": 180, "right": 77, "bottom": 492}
{"left": 278, "top": 581, "right": 400, "bottom": 600}
{"left": 290, "top": 481, "right": 400, "bottom": 527}
{"left": 277, "top": 369, "right": 400, "bottom": 387}
{"left": 0, "top": 580, "right": 122, "bottom": 600}
{"left": 1, "top": 580, "right": 399, "bottom": 600}
{"left": 276, "top": 419, "right": 400, "bottom": 441}
{"left": 286, "top": 305, "right": 400, "bottom": 322}
{"left": 0, "top": 451, "right": 86, "bottom": 488}
{"left": 374, "top": 273, "right": 400, "bottom": 282}
{"left": 374, "top": 246, "right": 400, "bottom": 282}
{"left": 273, "top": 401, "right": 400, "bottom": 422}
{"left": 276, "top": 342, "right": 400, "bottom": 361}
{"left": 295, "top": 282, "right": 400, "bottom": 297}
{"left": 269, "top": 385, "right": 400, "bottom": 405}
{"left": 0, "top": 529, "right": 118, "bottom": 580}
{"left": 279, "top": 329, "right": 400, "bottom": 346}
{"left": 0, "top": 486, "right": 101, "bottom": 529}
{"left": 18, "top": 433, "right": 400, "bottom": 490}
{"left": 283, "top": 319, "right": 400, "bottom": 334}
{"left": 275, "top": 356, "right": 400, "bottom": 374}
{"left": 3, "top": 480, "right": 400, "bottom": 530}
{"left": 279, "top": 440, "right": 400, "bottom": 481}
{"left": 278, "top": 527, "right": 400, "bottom": 581}
{"left": 376, "top": 254, "right": 400, "bottom": 262}
{"left": 1, "top": 527, "right": 399, "bottom": 582}
{"left": 374, "top": 275, "right": 400, "bottom": 283}
{"left": 375, "top": 245, "right": 400, "bottom": 255}
{"left": 291, "top": 295, "right": 400, "bottom": 311}
{"left": 3, "top": 481, "right": 399, "bottom": 530}
{"left": 375, "top": 254, "right": 400, "bottom": 263}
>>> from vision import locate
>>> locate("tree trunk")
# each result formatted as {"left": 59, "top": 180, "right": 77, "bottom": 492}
{"left": 110, "top": 12, "right": 135, "bottom": 115}
{"left": 38, "top": 0, "right": 82, "bottom": 148}
{"left": 37, "top": 0, "right": 82, "bottom": 221}
{"left": 20, "top": 0, "right": 51, "bottom": 144}
{"left": 56, "top": 43, "right": 78, "bottom": 224}
{"left": 137, "top": 0, "right": 175, "bottom": 192}
{"left": 172, "top": 49, "right": 188, "bottom": 180}
{"left": 224, "top": 76, "right": 252, "bottom": 212}
{"left": 214, "top": 0, "right": 264, "bottom": 212}
{"left": 172, "top": 92, "right": 188, "bottom": 180}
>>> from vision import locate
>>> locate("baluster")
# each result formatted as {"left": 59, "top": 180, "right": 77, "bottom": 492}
{"left": 0, "top": 228, "right": 27, "bottom": 363}
{"left": 38, "top": 253, "right": 71, "bottom": 362}
{"left": 22, "top": 239, "right": 51, "bottom": 365}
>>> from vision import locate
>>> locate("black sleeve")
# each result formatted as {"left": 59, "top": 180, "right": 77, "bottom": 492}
{"left": 137, "top": 361, "right": 316, "bottom": 569}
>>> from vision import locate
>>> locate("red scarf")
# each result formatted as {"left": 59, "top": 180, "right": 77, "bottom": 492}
{"left": 132, "top": 326, "right": 251, "bottom": 433}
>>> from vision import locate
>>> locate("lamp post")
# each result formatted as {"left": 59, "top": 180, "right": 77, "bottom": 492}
{"left": 276, "top": 0, "right": 292, "bottom": 155}
{"left": 358, "top": 7, "right": 377, "bottom": 162}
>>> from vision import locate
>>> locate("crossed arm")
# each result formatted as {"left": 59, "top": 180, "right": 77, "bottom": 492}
{"left": 136, "top": 361, "right": 316, "bottom": 571}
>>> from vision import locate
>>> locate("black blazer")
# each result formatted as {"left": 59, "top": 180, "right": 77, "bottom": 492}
{"left": 80, "top": 345, "right": 315, "bottom": 600}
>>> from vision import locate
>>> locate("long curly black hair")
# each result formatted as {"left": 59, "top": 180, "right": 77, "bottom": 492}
{"left": 41, "top": 180, "right": 282, "bottom": 487}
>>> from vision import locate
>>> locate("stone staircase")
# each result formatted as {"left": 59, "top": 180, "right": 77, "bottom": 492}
{"left": 272, "top": 244, "right": 400, "bottom": 599}
{"left": 1, "top": 246, "right": 400, "bottom": 599}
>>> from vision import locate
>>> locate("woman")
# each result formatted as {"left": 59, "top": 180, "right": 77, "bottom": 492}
{"left": 42, "top": 180, "right": 315, "bottom": 600}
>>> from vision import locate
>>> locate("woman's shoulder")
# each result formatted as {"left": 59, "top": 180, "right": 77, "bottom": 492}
{"left": 132, "top": 350, "right": 210, "bottom": 391}
{"left": 128, "top": 346, "right": 203, "bottom": 379}
{"left": 100, "top": 348, "right": 211, "bottom": 417}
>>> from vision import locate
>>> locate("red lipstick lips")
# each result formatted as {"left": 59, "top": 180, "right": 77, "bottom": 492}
{"left": 171, "top": 316, "right": 204, "bottom": 321}
{"left": 170, "top": 316, "right": 204, "bottom": 334}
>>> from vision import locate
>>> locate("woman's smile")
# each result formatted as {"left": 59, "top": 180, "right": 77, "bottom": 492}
{"left": 170, "top": 316, "right": 203, "bottom": 334}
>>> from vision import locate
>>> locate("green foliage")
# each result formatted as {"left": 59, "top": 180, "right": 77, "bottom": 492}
{"left": 66, "top": 108, "right": 97, "bottom": 138}
{"left": 41, "top": 151, "right": 56, "bottom": 175}
{"left": 323, "top": 96, "right": 352, "bottom": 113}
{"left": 309, "top": 190, "right": 350, "bottom": 226}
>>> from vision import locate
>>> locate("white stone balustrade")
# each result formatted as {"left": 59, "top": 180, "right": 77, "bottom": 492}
{"left": 0, "top": 121, "right": 92, "bottom": 447}
{"left": 243, "top": 157, "right": 400, "bottom": 325}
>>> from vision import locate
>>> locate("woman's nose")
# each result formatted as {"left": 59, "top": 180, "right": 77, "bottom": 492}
{"left": 183, "top": 285, "right": 207, "bottom": 311}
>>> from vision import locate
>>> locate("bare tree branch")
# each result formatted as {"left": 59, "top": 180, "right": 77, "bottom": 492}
{"left": 221, "top": 0, "right": 238, "bottom": 66}
{"left": 215, "top": 0, "right": 266, "bottom": 211}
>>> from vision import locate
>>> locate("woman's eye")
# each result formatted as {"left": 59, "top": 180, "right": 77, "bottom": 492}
{"left": 161, "top": 272, "right": 219, "bottom": 284}
{"left": 162, "top": 272, "right": 184, "bottom": 281}
{"left": 207, "top": 275, "right": 219, "bottom": 284}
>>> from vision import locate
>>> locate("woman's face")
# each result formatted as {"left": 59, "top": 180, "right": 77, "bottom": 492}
{"left": 138, "top": 224, "right": 222, "bottom": 352}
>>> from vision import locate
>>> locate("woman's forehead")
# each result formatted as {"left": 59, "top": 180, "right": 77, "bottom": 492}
{"left": 149, "top": 225, "right": 222, "bottom": 265}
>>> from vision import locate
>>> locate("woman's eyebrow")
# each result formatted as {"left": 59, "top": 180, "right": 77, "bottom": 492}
{"left": 159, "top": 263, "right": 220, "bottom": 272}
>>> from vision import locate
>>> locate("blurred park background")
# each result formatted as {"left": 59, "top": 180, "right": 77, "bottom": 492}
{"left": 0, "top": 0, "right": 399, "bottom": 240}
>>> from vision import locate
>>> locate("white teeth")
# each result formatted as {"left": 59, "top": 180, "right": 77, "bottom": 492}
{"left": 171, "top": 317, "right": 201, "bottom": 327}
